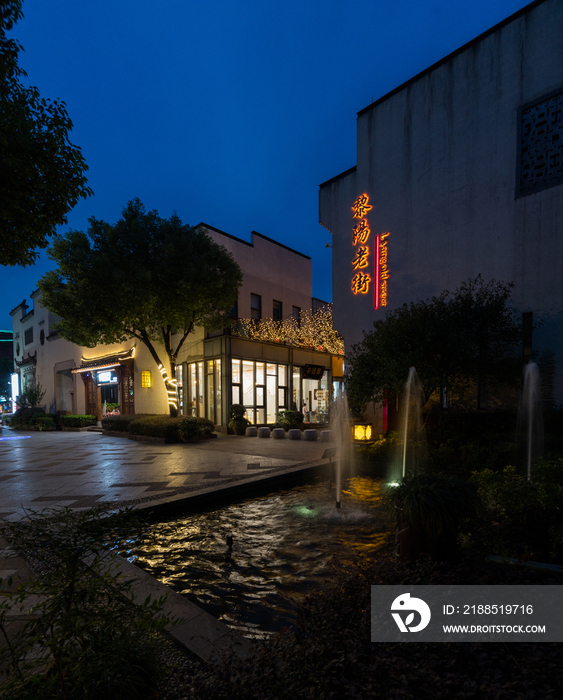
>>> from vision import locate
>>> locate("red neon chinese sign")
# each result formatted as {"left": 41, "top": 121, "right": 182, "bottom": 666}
{"left": 351, "top": 193, "right": 390, "bottom": 308}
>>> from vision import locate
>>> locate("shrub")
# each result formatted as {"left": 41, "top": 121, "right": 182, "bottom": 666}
{"left": 178, "top": 416, "right": 201, "bottom": 442}
{"left": 101, "top": 414, "right": 157, "bottom": 432}
{"left": 468, "top": 462, "right": 563, "bottom": 563}
{"left": 0, "top": 506, "right": 171, "bottom": 700}
{"left": 128, "top": 415, "right": 185, "bottom": 439}
{"left": 357, "top": 430, "right": 399, "bottom": 467}
{"left": 229, "top": 404, "right": 250, "bottom": 435}
{"left": 196, "top": 416, "right": 215, "bottom": 435}
{"left": 59, "top": 414, "right": 97, "bottom": 428}
{"left": 385, "top": 473, "right": 480, "bottom": 560}
{"left": 32, "top": 415, "right": 56, "bottom": 431}
{"left": 275, "top": 410, "right": 304, "bottom": 430}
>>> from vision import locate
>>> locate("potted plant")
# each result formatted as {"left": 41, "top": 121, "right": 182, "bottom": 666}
{"left": 228, "top": 404, "right": 250, "bottom": 435}
{"left": 385, "top": 473, "right": 480, "bottom": 560}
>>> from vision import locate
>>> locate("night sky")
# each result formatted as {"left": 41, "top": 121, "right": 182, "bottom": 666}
{"left": 2, "top": 0, "right": 531, "bottom": 327}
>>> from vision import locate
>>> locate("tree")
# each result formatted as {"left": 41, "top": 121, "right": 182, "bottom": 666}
{"left": 38, "top": 199, "right": 243, "bottom": 416}
{"left": 0, "top": 0, "right": 92, "bottom": 267}
{"left": 346, "top": 277, "right": 524, "bottom": 413}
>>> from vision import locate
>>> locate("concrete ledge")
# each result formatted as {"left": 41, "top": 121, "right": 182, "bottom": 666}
{"left": 91, "top": 553, "right": 254, "bottom": 664}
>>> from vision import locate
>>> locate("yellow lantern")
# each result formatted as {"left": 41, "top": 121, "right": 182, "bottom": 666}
{"left": 352, "top": 423, "right": 373, "bottom": 441}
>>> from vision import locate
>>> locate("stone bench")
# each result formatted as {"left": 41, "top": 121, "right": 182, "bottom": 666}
{"left": 257, "top": 427, "right": 271, "bottom": 438}
{"left": 271, "top": 428, "right": 286, "bottom": 439}
{"left": 245, "top": 426, "right": 258, "bottom": 437}
{"left": 320, "top": 430, "right": 332, "bottom": 442}
{"left": 303, "top": 429, "right": 318, "bottom": 441}
{"left": 288, "top": 429, "right": 302, "bottom": 440}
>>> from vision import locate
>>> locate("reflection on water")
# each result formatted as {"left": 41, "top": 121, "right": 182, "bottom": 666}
{"left": 118, "top": 476, "right": 391, "bottom": 638}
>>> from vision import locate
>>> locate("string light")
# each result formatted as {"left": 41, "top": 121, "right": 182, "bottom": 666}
{"left": 232, "top": 306, "right": 344, "bottom": 355}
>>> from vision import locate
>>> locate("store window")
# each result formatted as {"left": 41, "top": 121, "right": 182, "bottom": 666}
{"left": 232, "top": 359, "right": 287, "bottom": 424}
{"left": 187, "top": 362, "right": 205, "bottom": 416}
{"left": 187, "top": 360, "right": 219, "bottom": 421}
{"left": 298, "top": 366, "right": 330, "bottom": 423}
{"left": 175, "top": 365, "right": 184, "bottom": 413}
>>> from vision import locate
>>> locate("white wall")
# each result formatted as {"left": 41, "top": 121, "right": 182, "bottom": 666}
{"left": 320, "top": 0, "right": 563, "bottom": 399}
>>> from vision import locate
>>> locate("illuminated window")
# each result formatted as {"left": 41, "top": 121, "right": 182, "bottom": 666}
{"left": 141, "top": 371, "right": 152, "bottom": 388}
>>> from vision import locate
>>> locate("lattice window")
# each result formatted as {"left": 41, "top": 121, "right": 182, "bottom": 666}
{"left": 24, "top": 327, "right": 33, "bottom": 345}
{"left": 517, "top": 88, "right": 563, "bottom": 197}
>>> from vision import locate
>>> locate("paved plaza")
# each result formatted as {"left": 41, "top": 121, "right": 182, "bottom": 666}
{"left": 0, "top": 428, "right": 330, "bottom": 520}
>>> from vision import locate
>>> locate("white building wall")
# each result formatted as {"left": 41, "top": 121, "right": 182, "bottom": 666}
{"left": 320, "top": 0, "right": 563, "bottom": 400}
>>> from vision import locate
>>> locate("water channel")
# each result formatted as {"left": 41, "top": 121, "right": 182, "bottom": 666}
{"left": 118, "top": 474, "right": 391, "bottom": 639}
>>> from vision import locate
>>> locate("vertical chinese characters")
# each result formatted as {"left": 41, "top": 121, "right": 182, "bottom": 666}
{"left": 350, "top": 193, "right": 390, "bottom": 308}
{"left": 351, "top": 194, "right": 372, "bottom": 295}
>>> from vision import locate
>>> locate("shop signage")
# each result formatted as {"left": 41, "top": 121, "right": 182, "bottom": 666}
{"left": 351, "top": 193, "right": 390, "bottom": 310}
{"left": 303, "top": 364, "right": 325, "bottom": 380}
{"left": 97, "top": 370, "right": 118, "bottom": 385}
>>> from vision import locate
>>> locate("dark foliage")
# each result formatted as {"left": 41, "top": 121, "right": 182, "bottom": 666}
{"left": 184, "top": 553, "right": 562, "bottom": 699}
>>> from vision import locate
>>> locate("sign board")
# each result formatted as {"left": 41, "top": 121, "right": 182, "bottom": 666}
{"left": 97, "top": 370, "right": 119, "bottom": 385}
{"left": 302, "top": 364, "right": 325, "bottom": 380}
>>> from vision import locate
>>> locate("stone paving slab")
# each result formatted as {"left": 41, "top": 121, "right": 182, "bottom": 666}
{"left": 0, "top": 428, "right": 331, "bottom": 520}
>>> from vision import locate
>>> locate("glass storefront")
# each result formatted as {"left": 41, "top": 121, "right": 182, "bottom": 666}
{"left": 181, "top": 356, "right": 332, "bottom": 427}
{"left": 232, "top": 359, "right": 288, "bottom": 425}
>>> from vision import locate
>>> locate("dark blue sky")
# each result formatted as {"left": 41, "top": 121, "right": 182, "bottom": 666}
{"left": 2, "top": 0, "right": 531, "bottom": 327}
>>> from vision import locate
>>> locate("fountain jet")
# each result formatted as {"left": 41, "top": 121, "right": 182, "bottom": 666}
{"left": 518, "top": 362, "right": 544, "bottom": 480}
{"left": 399, "top": 367, "right": 428, "bottom": 480}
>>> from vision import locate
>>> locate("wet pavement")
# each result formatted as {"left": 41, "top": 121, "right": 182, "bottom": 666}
{"left": 0, "top": 428, "right": 330, "bottom": 520}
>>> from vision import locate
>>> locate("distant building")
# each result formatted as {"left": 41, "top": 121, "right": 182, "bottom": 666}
{"left": 0, "top": 329, "right": 13, "bottom": 412}
{"left": 320, "top": 0, "right": 563, "bottom": 422}
{"left": 10, "top": 226, "right": 343, "bottom": 428}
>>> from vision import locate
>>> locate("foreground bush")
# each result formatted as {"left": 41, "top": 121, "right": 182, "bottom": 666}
{"left": 128, "top": 415, "right": 186, "bottom": 439}
{"left": 468, "top": 461, "right": 563, "bottom": 563}
{"left": 178, "top": 416, "right": 201, "bottom": 442}
{"left": 185, "top": 553, "right": 563, "bottom": 699}
{"left": 275, "top": 410, "right": 304, "bottom": 430}
{"left": 59, "top": 414, "right": 96, "bottom": 428}
{"left": 0, "top": 506, "right": 172, "bottom": 700}
{"left": 101, "top": 414, "right": 158, "bottom": 432}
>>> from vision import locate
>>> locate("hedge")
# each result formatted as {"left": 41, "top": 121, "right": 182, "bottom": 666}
{"left": 59, "top": 414, "right": 97, "bottom": 428}
{"left": 128, "top": 415, "right": 186, "bottom": 439}
{"left": 101, "top": 414, "right": 158, "bottom": 432}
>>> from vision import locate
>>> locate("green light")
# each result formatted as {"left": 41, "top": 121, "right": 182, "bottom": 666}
{"left": 292, "top": 505, "right": 319, "bottom": 518}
